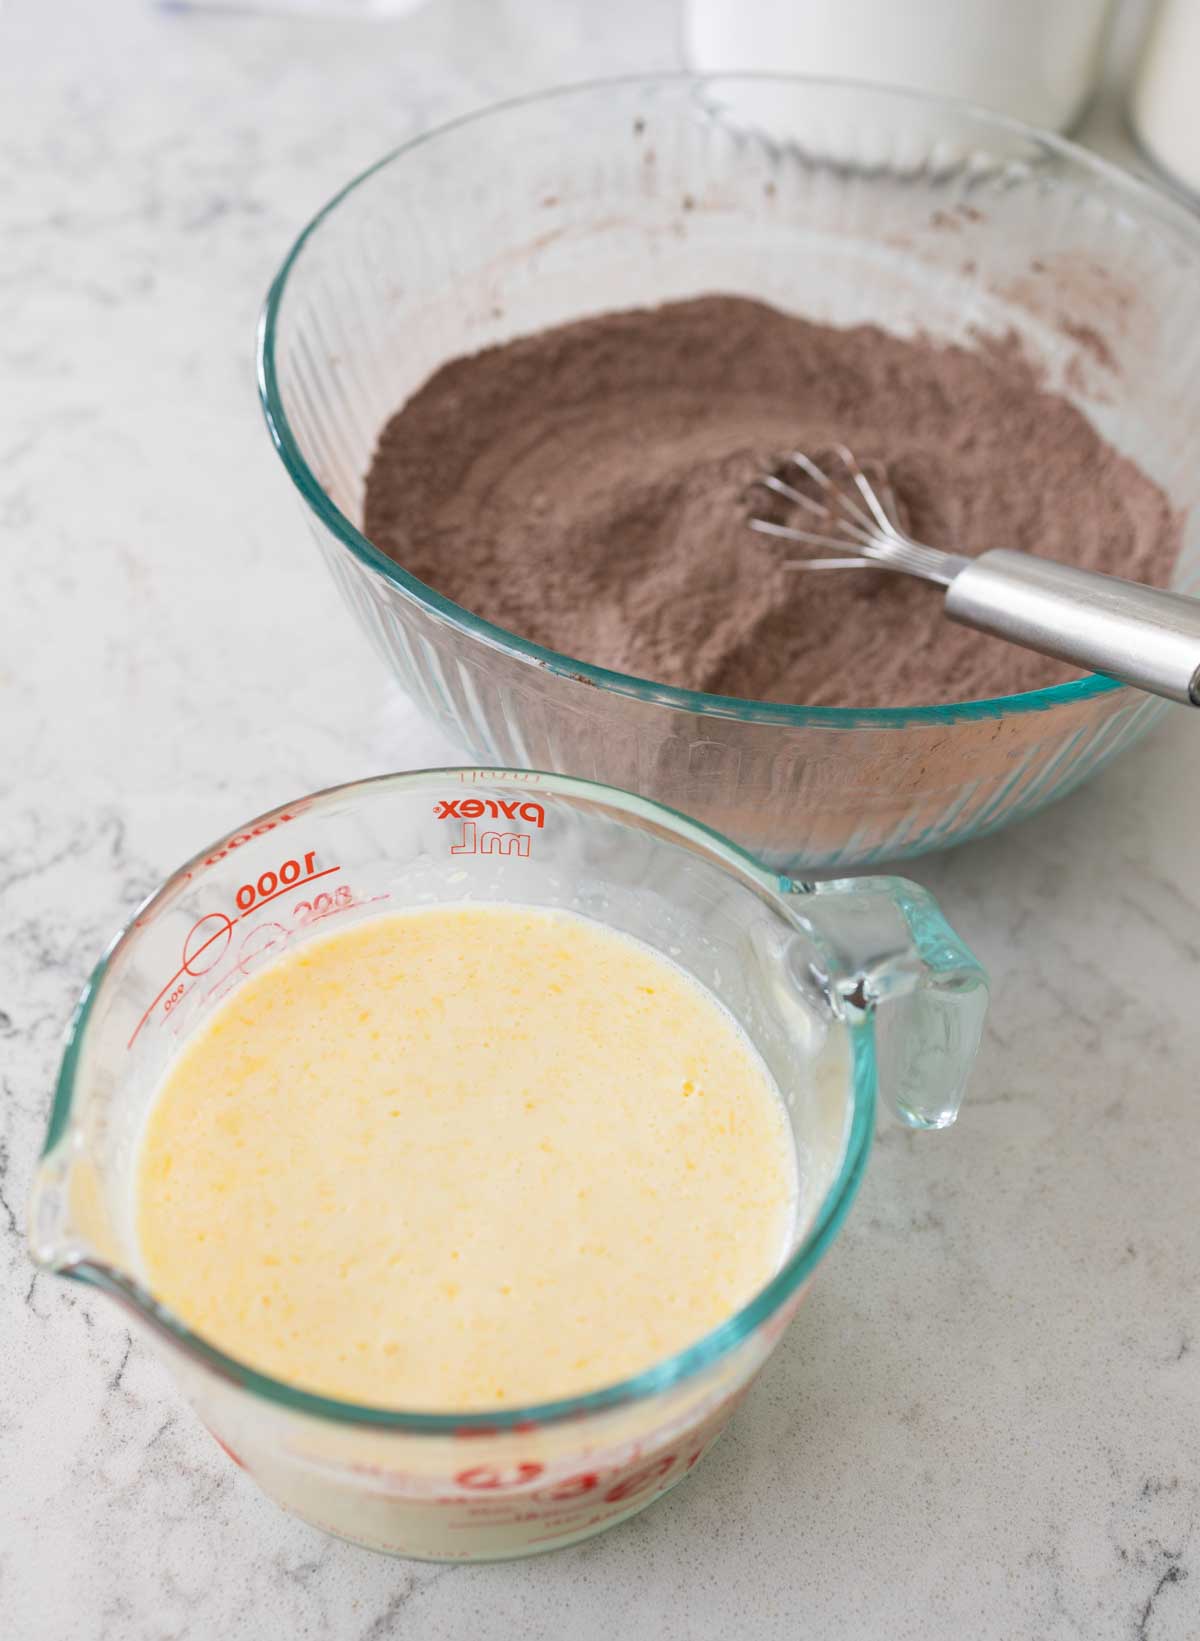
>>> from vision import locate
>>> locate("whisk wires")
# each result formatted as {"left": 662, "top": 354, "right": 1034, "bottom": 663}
{"left": 749, "top": 444, "right": 968, "bottom": 587}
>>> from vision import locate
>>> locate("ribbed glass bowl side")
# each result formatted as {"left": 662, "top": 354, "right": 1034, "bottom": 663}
{"left": 309, "top": 519, "right": 1160, "bottom": 867}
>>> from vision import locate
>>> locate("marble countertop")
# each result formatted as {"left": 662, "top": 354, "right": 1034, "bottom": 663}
{"left": 2, "top": 1, "right": 1197, "bottom": 1636}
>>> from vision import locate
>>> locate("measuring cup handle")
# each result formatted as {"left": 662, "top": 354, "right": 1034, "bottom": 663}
{"left": 789, "top": 876, "right": 988, "bottom": 1130}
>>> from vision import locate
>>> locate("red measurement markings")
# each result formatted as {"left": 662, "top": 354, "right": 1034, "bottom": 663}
{"left": 126, "top": 860, "right": 341, "bottom": 1049}
{"left": 201, "top": 806, "right": 311, "bottom": 869}
{"left": 182, "top": 912, "right": 235, "bottom": 977}
{"left": 207, "top": 1430, "right": 246, "bottom": 1470}
{"left": 235, "top": 862, "right": 339, "bottom": 916}
{"left": 455, "top": 1462, "right": 544, "bottom": 1491}
{"left": 234, "top": 920, "right": 289, "bottom": 974}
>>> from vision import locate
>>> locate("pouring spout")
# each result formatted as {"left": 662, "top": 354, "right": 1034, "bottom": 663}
{"left": 28, "top": 1140, "right": 107, "bottom": 1273}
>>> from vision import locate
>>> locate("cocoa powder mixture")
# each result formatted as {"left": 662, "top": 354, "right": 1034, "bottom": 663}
{"left": 363, "top": 296, "right": 1181, "bottom": 708}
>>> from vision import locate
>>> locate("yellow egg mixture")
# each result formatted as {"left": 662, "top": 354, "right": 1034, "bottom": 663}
{"left": 136, "top": 905, "right": 796, "bottom": 1409}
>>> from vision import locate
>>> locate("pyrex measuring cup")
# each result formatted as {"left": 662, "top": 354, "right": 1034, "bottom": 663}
{"left": 29, "top": 769, "right": 986, "bottom": 1560}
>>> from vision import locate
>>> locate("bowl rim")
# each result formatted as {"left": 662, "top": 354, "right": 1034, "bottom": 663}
{"left": 36, "top": 766, "right": 878, "bottom": 1433}
{"left": 256, "top": 71, "right": 1200, "bottom": 728}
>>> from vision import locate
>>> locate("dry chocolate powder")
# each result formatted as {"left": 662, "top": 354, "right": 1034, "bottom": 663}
{"left": 363, "top": 296, "right": 1181, "bottom": 708}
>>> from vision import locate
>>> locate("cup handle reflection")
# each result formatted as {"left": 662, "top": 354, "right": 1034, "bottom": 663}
{"left": 788, "top": 877, "right": 988, "bottom": 1131}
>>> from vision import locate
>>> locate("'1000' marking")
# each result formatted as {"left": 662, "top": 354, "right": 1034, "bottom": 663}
{"left": 127, "top": 850, "right": 342, "bottom": 1048}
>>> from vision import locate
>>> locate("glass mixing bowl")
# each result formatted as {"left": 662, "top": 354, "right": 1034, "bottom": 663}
{"left": 258, "top": 76, "right": 1200, "bottom": 871}
{"left": 30, "top": 769, "right": 985, "bottom": 1559}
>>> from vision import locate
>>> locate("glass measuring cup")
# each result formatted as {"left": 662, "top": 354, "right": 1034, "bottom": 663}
{"left": 29, "top": 769, "right": 986, "bottom": 1560}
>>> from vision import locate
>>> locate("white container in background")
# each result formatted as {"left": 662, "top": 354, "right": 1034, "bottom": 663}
{"left": 1132, "top": 0, "right": 1200, "bottom": 197}
{"left": 684, "top": 0, "right": 1115, "bottom": 133}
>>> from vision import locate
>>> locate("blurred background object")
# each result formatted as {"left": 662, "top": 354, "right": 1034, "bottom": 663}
{"left": 159, "top": 0, "right": 432, "bottom": 13}
{"left": 684, "top": 0, "right": 1117, "bottom": 132}
{"left": 1131, "top": 0, "right": 1200, "bottom": 196}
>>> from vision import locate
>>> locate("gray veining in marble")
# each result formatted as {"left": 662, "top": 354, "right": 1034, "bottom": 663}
{"left": 1, "top": 0, "right": 1197, "bottom": 1636}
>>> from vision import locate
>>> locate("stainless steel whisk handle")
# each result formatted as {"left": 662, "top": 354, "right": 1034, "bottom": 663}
{"left": 944, "top": 551, "right": 1200, "bottom": 707}
{"left": 751, "top": 449, "right": 1200, "bottom": 706}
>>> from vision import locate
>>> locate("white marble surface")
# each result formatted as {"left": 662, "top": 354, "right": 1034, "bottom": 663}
{"left": 2, "top": 1, "right": 1198, "bottom": 1636}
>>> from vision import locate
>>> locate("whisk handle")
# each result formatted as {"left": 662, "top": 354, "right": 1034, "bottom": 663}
{"left": 944, "top": 550, "right": 1200, "bottom": 706}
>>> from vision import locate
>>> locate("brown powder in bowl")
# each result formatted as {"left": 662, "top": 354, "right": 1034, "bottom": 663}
{"left": 362, "top": 295, "right": 1181, "bottom": 709}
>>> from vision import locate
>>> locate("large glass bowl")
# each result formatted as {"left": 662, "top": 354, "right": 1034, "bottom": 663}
{"left": 258, "top": 76, "right": 1200, "bottom": 870}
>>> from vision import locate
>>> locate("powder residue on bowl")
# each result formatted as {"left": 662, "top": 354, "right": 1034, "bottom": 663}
{"left": 362, "top": 296, "right": 1181, "bottom": 709}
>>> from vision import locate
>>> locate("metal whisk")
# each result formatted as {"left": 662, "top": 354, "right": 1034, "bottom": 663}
{"left": 749, "top": 446, "right": 1200, "bottom": 708}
